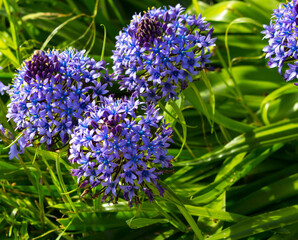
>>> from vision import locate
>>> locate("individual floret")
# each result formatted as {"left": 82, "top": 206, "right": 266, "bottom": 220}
{"left": 0, "top": 81, "right": 9, "bottom": 95}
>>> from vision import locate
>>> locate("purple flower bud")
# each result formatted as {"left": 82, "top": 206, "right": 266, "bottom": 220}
{"left": 143, "top": 188, "right": 154, "bottom": 202}
{"left": 80, "top": 180, "right": 89, "bottom": 188}
{"left": 91, "top": 120, "right": 99, "bottom": 129}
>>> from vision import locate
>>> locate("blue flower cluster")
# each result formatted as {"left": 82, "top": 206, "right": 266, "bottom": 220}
{"left": 6, "top": 48, "right": 112, "bottom": 159}
{"left": 69, "top": 95, "right": 173, "bottom": 206}
{"left": 5, "top": 3, "right": 215, "bottom": 205}
{"left": 112, "top": 4, "right": 216, "bottom": 102}
{"left": 262, "top": 0, "right": 298, "bottom": 84}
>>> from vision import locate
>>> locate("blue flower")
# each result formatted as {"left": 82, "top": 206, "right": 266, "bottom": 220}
{"left": 69, "top": 95, "right": 173, "bottom": 206}
{"left": 262, "top": 0, "right": 298, "bottom": 83}
{"left": 0, "top": 81, "right": 9, "bottom": 95}
{"left": 6, "top": 48, "right": 113, "bottom": 159}
{"left": 0, "top": 124, "right": 5, "bottom": 143}
{"left": 112, "top": 4, "right": 216, "bottom": 102}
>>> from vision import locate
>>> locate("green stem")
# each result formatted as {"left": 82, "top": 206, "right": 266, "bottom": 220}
{"left": 3, "top": 0, "right": 21, "bottom": 65}
{"left": 169, "top": 100, "right": 187, "bottom": 159}
{"left": 173, "top": 126, "right": 196, "bottom": 159}
{"left": 56, "top": 152, "right": 83, "bottom": 221}
{"left": 18, "top": 155, "right": 38, "bottom": 192}
{"left": 154, "top": 202, "right": 188, "bottom": 232}
{"left": 100, "top": 24, "right": 107, "bottom": 60}
{"left": 162, "top": 182, "right": 204, "bottom": 240}
{"left": 216, "top": 49, "right": 261, "bottom": 125}
{"left": 158, "top": 100, "right": 196, "bottom": 158}
{"left": 44, "top": 216, "right": 73, "bottom": 240}
{"left": 177, "top": 204, "right": 204, "bottom": 240}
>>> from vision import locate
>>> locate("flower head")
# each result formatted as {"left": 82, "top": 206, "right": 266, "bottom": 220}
{"left": 69, "top": 95, "right": 173, "bottom": 206}
{"left": 112, "top": 4, "right": 216, "bottom": 102}
{"left": 262, "top": 0, "right": 298, "bottom": 83}
{"left": 6, "top": 48, "right": 113, "bottom": 159}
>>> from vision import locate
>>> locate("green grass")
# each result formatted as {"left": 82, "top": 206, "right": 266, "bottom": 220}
{"left": 0, "top": 0, "right": 297, "bottom": 239}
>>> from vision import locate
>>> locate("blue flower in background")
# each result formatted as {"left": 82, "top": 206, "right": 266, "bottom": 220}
{"left": 69, "top": 95, "right": 173, "bottom": 206}
{"left": 0, "top": 124, "right": 4, "bottom": 142}
{"left": 262, "top": 0, "right": 298, "bottom": 84}
{"left": 112, "top": 4, "right": 216, "bottom": 103}
{"left": 6, "top": 48, "right": 112, "bottom": 159}
{"left": 0, "top": 81, "right": 9, "bottom": 95}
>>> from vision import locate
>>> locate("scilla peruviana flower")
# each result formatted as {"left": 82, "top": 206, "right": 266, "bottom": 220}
{"left": 6, "top": 48, "right": 113, "bottom": 159}
{"left": 69, "top": 95, "right": 173, "bottom": 207}
{"left": 112, "top": 4, "right": 216, "bottom": 102}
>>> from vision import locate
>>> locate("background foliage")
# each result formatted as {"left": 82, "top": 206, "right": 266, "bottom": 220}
{"left": 0, "top": 0, "right": 297, "bottom": 239}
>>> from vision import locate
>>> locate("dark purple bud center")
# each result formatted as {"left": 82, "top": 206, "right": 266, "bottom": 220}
{"left": 24, "top": 50, "right": 59, "bottom": 83}
{"left": 136, "top": 14, "right": 164, "bottom": 45}
{"left": 91, "top": 120, "right": 99, "bottom": 129}
{"left": 180, "top": 80, "right": 188, "bottom": 90}
{"left": 295, "top": 3, "right": 298, "bottom": 24}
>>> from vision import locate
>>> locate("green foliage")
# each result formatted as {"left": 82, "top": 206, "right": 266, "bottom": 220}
{"left": 0, "top": 0, "right": 297, "bottom": 239}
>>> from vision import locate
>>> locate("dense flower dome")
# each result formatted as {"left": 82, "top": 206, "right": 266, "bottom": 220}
{"left": 6, "top": 48, "right": 112, "bottom": 159}
{"left": 112, "top": 4, "right": 216, "bottom": 102}
{"left": 262, "top": 0, "right": 298, "bottom": 84}
{"left": 69, "top": 95, "right": 173, "bottom": 206}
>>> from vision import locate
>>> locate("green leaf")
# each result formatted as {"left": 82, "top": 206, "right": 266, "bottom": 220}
{"left": 260, "top": 83, "right": 298, "bottom": 125}
{"left": 188, "top": 82, "right": 212, "bottom": 126}
{"left": 203, "top": 1, "right": 269, "bottom": 24}
{"left": 208, "top": 205, "right": 298, "bottom": 240}
{"left": 192, "top": 144, "right": 282, "bottom": 204}
{"left": 169, "top": 100, "right": 187, "bottom": 159}
{"left": 126, "top": 217, "right": 169, "bottom": 229}
{"left": 3, "top": 0, "right": 21, "bottom": 64}
{"left": 184, "top": 205, "right": 247, "bottom": 223}
{"left": 232, "top": 173, "right": 298, "bottom": 215}
{"left": 0, "top": 34, "right": 19, "bottom": 67}
{"left": 268, "top": 222, "right": 298, "bottom": 240}
{"left": 245, "top": 0, "right": 280, "bottom": 12}
{"left": 58, "top": 211, "right": 144, "bottom": 231}
{"left": 175, "top": 119, "right": 298, "bottom": 166}
{"left": 184, "top": 83, "right": 255, "bottom": 133}
{"left": 56, "top": 153, "right": 82, "bottom": 221}
{"left": 225, "top": 17, "right": 263, "bottom": 71}
{"left": 40, "top": 14, "right": 86, "bottom": 50}
{"left": 161, "top": 182, "right": 204, "bottom": 240}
